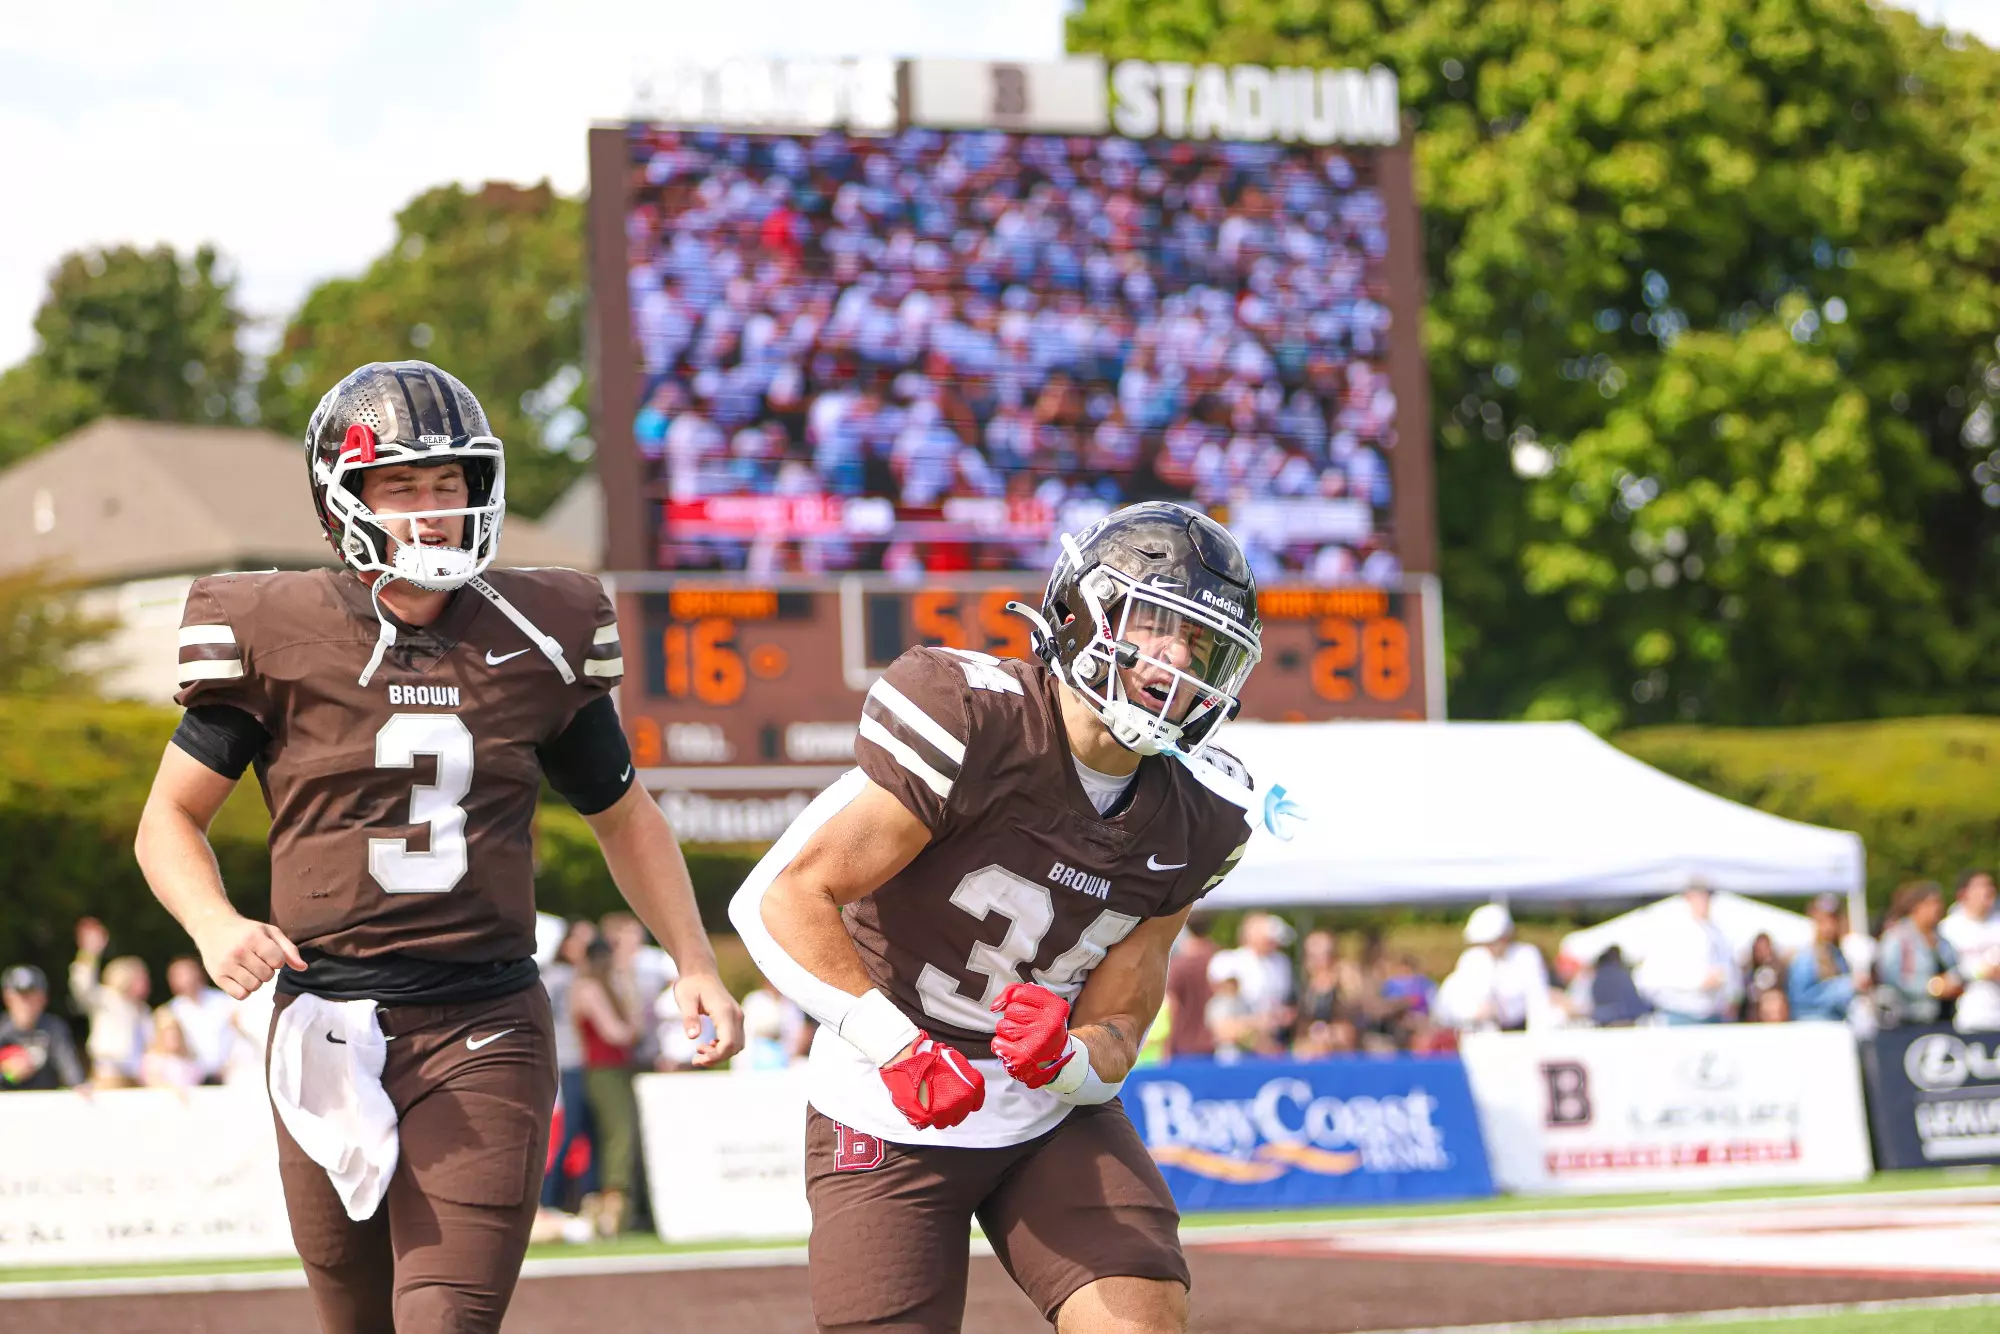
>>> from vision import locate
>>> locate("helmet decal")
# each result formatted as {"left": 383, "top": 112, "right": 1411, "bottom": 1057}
{"left": 341, "top": 423, "right": 378, "bottom": 465}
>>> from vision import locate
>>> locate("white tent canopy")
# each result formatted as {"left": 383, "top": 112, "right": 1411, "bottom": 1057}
{"left": 1201, "top": 721, "right": 1865, "bottom": 910}
{"left": 1555, "top": 892, "right": 1814, "bottom": 972}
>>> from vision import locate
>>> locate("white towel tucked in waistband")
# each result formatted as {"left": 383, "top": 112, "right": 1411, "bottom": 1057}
{"left": 268, "top": 994, "right": 400, "bottom": 1221}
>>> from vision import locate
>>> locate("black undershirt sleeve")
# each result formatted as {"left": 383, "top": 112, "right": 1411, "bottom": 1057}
{"left": 171, "top": 704, "right": 271, "bottom": 779}
{"left": 539, "top": 694, "right": 636, "bottom": 816}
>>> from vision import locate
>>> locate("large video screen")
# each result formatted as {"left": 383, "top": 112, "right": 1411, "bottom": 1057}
{"left": 622, "top": 125, "right": 1403, "bottom": 581}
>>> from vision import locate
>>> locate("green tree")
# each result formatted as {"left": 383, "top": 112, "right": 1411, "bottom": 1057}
{"left": 1068, "top": 0, "right": 2000, "bottom": 726}
{"left": 0, "top": 568, "right": 117, "bottom": 695}
{"left": 0, "top": 244, "right": 246, "bottom": 467}
{"left": 259, "top": 182, "right": 591, "bottom": 517}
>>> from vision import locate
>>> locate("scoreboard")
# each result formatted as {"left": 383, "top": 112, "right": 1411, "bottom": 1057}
{"left": 586, "top": 55, "right": 1441, "bottom": 840}
{"left": 609, "top": 573, "right": 1440, "bottom": 839}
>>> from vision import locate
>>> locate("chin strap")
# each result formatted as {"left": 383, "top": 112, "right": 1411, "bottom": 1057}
{"left": 356, "top": 572, "right": 400, "bottom": 688}
{"left": 469, "top": 576, "right": 575, "bottom": 684}
{"left": 355, "top": 572, "right": 576, "bottom": 688}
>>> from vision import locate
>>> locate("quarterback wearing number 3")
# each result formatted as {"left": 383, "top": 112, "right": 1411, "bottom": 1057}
{"left": 136, "top": 361, "right": 741, "bottom": 1334}
{"left": 733, "top": 502, "right": 1263, "bottom": 1334}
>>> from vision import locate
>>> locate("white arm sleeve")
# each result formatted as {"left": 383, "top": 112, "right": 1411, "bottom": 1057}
{"left": 725, "top": 770, "right": 920, "bottom": 1067}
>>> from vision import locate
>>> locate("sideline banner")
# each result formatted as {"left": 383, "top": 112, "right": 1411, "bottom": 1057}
{"left": 1861, "top": 1024, "right": 2000, "bottom": 1169}
{"left": 0, "top": 1086, "right": 292, "bottom": 1266}
{"left": 1119, "top": 1056, "right": 1494, "bottom": 1211}
{"left": 636, "top": 1067, "right": 812, "bottom": 1243}
{"left": 1459, "top": 1022, "right": 1873, "bottom": 1195}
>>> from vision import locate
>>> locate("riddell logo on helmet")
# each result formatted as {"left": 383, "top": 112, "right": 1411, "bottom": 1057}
{"left": 1199, "top": 589, "right": 1245, "bottom": 618}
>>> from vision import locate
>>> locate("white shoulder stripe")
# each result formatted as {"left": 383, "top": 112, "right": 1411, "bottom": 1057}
{"left": 179, "top": 659, "right": 244, "bottom": 683}
{"left": 179, "top": 625, "right": 236, "bottom": 647}
{"left": 858, "top": 714, "right": 954, "bottom": 799}
{"left": 867, "top": 679, "right": 966, "bottom": 764}
{"left": 584, "top": 656, "right": 624, "bottom": 678}
{"left": 594, "top": 623, "right": 620, "bottom": 646}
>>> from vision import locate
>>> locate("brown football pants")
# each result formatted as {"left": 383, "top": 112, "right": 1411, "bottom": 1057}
{"left": 805, "top": 1102, "right": 1188, "bottom": 1333}
{"left": 270, "top": 985, "right": 558, "bottom": 1334}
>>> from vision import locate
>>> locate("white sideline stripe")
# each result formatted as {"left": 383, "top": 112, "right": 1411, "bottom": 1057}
{"left": 583, "top": 656, "right": 623, "bottom": 678}
{"left": 178, "top": 659, "right": 244, "bottom": 683}
{"left": 177, "top": 624, "right": 236, "bottom": 647}
{"left": 866, "top": 678, "right": 966, "bottom": 763}
{"left": 0, "top": 1269, "right": 309, "bottom": 1300}
{"left": 858, "top": 714, "right": 953, "bottom": 799}
{"left": 1340, "top": 1292, "right": 2000, "bottom": 1334}
{"left": 594, "top": 623, "right": 620, "bottom": 646}
{"left": 1175, "top": 1182, "right": 2000, "bottom": 1243}
{"left": 0, "top": 1249, "right": 808, "bottom": 1301}
{"left": 15, "top": 1182, "right": 2000, "bottom": 1304}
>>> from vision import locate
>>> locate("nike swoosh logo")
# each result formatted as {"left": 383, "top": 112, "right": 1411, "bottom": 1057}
{"left": 486, "top": 648, "right": 531, "bottom": 665}
{"left": 325, "top": 1032, "right": 347, "bottom": 1045}
{"left": 466, "top": 1029, "right": 513, "bottom": 1051}
{"left": 621, "top": 765, "right": 633, "bottom": 782}
{"left": 1147, "top": 855, "right": 1189, "bottom": 871}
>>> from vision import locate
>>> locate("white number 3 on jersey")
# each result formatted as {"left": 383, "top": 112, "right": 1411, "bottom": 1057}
{"left": 370, "top": 713, "right": 474, "bottom": 894}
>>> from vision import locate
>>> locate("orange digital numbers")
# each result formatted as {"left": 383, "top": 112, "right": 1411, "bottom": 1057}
{"left": 1361, "top": 617, "right": 1411, "bottom": 701}
{"left": 1311, "top": 615, "right": 1413, "bottom": 704}
{"left": 627, "top": 715, "right": 663, "bottom": 767}
{"left": 977, "top": 589, "right": 1032, "bottom": 661}
{"left": 1310, "top": 618, "right": 1358, "bottom": 702}
{"left": 911, "top": 591, "right": 969, "bottom": 649}
{"left": 661, "top": 617, "right": 747, "bottom": 706}
{"left": 911, "top": 589, "right": 1033, "bottom": 659}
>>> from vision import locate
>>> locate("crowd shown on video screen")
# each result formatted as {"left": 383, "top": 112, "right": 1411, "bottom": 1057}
{"left": 625, "top": 127, "right": 1405, "bottom": 579}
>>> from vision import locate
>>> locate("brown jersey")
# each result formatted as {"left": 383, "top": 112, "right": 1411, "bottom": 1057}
{"left": 174, "top": 566, "right": 621, "bottom": 966}
{"left": 849, "top": 646, "right": 1250, "bottom": 1056}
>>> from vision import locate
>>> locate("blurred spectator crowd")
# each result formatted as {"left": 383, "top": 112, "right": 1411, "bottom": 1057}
{"left": 1153, "top": 869, "right": 2000, "bottom": 1062}
{"left": 625, "top": 126, "right": 1403, "bottom": 578}
{"left": 13, "top": 869, "right": 1990, "bottom": 1224}
{"left": 530, "top": 911, "right": 805, "bottom": 1243}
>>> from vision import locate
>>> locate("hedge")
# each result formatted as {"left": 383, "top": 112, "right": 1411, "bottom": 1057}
{"left": 0, "top": 697, "right": 761, "bottom": 1000}
{"left": 1615, "top": 715, "right": 2000, "bottom": 909}
{"left": 6, "top": 696, "right": 1991, "bottom": 995}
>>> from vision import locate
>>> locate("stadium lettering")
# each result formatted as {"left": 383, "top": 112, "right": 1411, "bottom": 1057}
{"left": 386, "top": 685, "right": 461, "bottom": 708}
{"left": 1111, "top": 61, "right": 1400, "bottom": 146}
{"left": 1136, "top": 1078, "right": 1448, "bottom": 1172}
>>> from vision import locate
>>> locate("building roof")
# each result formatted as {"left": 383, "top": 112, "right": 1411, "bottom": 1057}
{"left": 537, "top": 471, "right": 604, "bottom": 563}
{"left": 0, "top": 418, "right": 594, "bottom": 585}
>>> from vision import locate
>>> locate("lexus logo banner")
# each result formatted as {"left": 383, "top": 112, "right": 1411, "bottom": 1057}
{"left": 1861, "top": 1024, "right": 2000, "bottom": 1170}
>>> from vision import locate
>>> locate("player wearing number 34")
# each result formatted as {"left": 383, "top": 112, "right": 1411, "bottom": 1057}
{"left": 134, "top": 361, "right": 743, "bottom": 1334}
{"left": 732, "top": 501, "right": 1262, "bottom": 1334}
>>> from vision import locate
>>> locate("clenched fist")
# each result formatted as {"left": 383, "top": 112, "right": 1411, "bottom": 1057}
{"left": 990, "top": 983, "right": 1076, "bottom": 1090}
{"left": 880, "top": 1034, "right": 985, "bottom": 1130}
{"left": 194, "top": 912, "right": 307, "bottom": 1000}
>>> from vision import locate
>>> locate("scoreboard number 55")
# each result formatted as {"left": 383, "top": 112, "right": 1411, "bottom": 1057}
{"left": 1311, "top": 615, "right": 1411, "bottom": 703}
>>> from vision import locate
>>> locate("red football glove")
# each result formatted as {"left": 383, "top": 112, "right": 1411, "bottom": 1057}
{"left": 991, "top": 983, "right": 1076, "bottom": 1089}
{"left": 879, "top": 1034, "right": 986, "bottom": 1130}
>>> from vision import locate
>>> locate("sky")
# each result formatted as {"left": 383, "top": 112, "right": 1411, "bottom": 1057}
{"left": 0, "top": 0, "right": 1991, "bottom": 371}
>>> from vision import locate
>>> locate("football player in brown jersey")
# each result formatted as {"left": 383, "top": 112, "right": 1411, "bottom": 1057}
{"left": 134, "top": 361, "right": 742, "bottom": 1334}
{"left": 732, "top": 501, "right": 1263, "bottom": 1333}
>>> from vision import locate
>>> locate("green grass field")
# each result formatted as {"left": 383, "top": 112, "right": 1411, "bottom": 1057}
{"left": 1583, "top": 1307, "right": 1998, "bottom": 1334}
{"left": 5, "top": 1167, "right": 1996, "bottom": 1287}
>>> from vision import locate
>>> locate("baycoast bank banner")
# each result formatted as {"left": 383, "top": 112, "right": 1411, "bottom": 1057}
{"left": 1119, "top": 1057, "right": 1494, "bottom": 1210}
